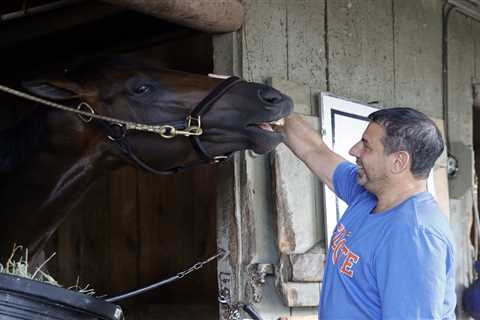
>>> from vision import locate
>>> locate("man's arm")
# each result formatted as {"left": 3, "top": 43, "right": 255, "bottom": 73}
{"left": 282, "top": 114, "right": 345, "bottom": 191}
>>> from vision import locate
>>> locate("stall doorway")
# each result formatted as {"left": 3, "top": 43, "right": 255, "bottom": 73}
{"left": 0, "top": 4, "right": 220, "bottom": 319}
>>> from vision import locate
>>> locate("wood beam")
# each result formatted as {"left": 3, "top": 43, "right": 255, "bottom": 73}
{"left": 102, "top": 0, "right": 244, "bottom": 33}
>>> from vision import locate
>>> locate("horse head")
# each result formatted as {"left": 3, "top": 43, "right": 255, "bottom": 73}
{"left": 22, "top": 58, "right": 294, "bottom": 173}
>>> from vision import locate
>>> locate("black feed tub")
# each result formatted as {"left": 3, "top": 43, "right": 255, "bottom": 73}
{"left": 0, "top": 274, "right": 123, "bottom": 320}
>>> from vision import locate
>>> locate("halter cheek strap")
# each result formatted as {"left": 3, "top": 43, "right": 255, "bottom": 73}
{"left": 188, "top": 75, "right": 241, "bottom": 161}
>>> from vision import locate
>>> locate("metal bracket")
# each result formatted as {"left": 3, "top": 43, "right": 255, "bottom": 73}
{"left": 247, "top": 263, "right": 274, "bottom": 303}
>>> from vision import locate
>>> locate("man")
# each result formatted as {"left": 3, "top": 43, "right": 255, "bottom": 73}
{"left": 282, "top": 107, "right": 456, "bottom": 319}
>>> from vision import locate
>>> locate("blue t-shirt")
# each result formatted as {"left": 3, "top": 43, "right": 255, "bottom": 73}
{"left": 319, "top": 162, "right": 456, "bottom": 319}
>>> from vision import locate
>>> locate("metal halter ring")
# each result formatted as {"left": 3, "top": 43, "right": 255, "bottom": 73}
{"left": 211, "top": 156, "right": 229, "bottom": 164}
{"left": 76, "top": 102, "right": 95, "bottom": 123}
{"left": 107, "top": 123, "right": 127, "bottom": 141}
{"left": 159, "top": 125, "right": 176, "bottom": 139}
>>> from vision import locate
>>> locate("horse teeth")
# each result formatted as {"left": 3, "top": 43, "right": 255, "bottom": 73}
{"left": 208, "top": 73, "right": 230, "bottom": 79}
{"left": 269, "top": 118, "right": 285, "bottom": 126}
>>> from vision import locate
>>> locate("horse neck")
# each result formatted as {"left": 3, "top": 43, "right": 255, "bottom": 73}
{"left": 0, "top": 111, "right": 119, "bottom": 260}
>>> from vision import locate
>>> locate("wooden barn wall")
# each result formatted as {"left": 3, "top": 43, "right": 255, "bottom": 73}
{"left": 215, "top": 0, "right": 480, "bottom": 318}
{"left": 448, "top": 10, "right": 477, "bottom": 314}
{"left": 44, "top": 34, "right": 219, "bottom": 319}
{"left": 47, "top": 166, "right": 219, "bottom": 318}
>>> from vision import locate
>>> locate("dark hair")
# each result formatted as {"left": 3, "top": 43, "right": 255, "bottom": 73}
{"left": 368, "top": 107, "right": 444, "bottom": 179}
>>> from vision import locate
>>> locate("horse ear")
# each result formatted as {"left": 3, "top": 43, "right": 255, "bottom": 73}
{"left": 22, "top": 80, "right": 81, "bottom": 101}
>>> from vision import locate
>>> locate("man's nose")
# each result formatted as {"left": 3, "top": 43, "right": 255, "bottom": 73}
{"left": 349, "top": 142, "right": 360, "bottom": 157}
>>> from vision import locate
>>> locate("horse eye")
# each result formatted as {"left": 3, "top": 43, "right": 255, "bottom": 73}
{"left": 133, "top": 84, "right": 152, "bottom": 95}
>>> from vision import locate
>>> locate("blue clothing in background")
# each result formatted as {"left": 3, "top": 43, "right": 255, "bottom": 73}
{"left": 319, "top": 162, "right": 456, "bottom": 319}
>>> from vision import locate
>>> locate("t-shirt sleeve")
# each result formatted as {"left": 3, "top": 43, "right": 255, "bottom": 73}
{"left": 332, "top": 161, "right": 365, "bottom": 205}
{"left": 374, "top": 226, "right": 453, "bottom": 319}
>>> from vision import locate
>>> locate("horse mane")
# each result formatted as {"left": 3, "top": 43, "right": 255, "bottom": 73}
{"left": 0, "top": 55, "right": 142, "bottom": 174}
{"left": 0, "top": 108, "right": 47, "bottom": 174}
{"left": 64, "top": 55, "right": 134, "bottom": 82}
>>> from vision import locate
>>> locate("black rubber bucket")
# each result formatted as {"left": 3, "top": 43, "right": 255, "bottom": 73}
{"left": 0, "top": 274, "right": 123, "bottom": 320}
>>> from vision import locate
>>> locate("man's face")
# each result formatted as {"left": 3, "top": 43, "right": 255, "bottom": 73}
{"left": 348, "top": 122, "right": 393, "bottom": 192}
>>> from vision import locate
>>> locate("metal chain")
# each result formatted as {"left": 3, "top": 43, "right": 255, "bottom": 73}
{"left": 177, "top": 249, "right": 226, "bottom": 278}
{"left": 228, "top": 307, "right": 241, "bottom": 320}
{"left": 105, "top": 248, "right": 227, "bottom": 303}
{"left": 218, "top": 291, "right": 241, "bottom": 320}
{"left": 0, "top": 84, "right": 202, "bottom": 138}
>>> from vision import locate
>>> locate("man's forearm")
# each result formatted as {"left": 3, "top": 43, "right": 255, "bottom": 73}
{"left": 283, "top": 114, "right": 326, "bottom": 160}
{"left": 282, "top": 114, "right": 345, "bottom": 191}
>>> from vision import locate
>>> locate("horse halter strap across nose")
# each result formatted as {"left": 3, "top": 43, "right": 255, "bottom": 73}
{"left": 103, "top": 75, "right": 243, "bottom": 175}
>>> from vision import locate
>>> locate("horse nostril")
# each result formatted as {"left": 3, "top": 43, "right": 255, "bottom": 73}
{"left": 258, "top": 88, "right": 283, "bottom": 105}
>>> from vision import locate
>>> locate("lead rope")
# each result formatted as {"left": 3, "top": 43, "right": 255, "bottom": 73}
{"left": 0, "top": 84, "right": 202, "bottom": 138}
{"left": 105, "top": 249, "right": 226, "bottom": 303}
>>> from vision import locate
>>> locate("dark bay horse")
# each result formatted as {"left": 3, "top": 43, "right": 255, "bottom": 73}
{"left": 0, "top": 57, "right": 293, "bottom": 262}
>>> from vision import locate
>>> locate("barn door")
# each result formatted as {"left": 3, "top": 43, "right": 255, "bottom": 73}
{"left": 214, "top": 76, "right": 324, "bottom": 320}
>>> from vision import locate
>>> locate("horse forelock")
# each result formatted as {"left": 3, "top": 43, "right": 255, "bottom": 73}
{"left": 0, "top": 109, "right": 48, "bottom": 174}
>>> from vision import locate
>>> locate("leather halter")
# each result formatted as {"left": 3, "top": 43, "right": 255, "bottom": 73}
{"left": 99, "top": 76, "right": 243, "bottom": 175}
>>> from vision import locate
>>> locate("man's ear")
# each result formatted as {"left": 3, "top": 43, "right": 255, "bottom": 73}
{"left": 391, "top": 151, "right": 410, "bottom": 174}
{"left": 22, "top": 80, "right": 82, "bottom": 101}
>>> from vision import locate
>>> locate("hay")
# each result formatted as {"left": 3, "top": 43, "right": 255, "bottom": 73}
{"left": 0, "top": 244, "right": 95, "bottom": 296}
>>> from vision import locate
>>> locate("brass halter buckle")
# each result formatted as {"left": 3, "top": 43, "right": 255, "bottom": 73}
{"left": 185, "top": 115, "right": 203, "bottom": 136}
{"left": 158, "top": 116, "right": 203, "bottom": 139}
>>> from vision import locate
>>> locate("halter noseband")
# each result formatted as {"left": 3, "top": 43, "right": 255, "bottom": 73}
{"left": 100, "top": 76, "right": 243, "bottom": 175}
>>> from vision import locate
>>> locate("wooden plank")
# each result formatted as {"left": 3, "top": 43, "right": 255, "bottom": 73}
{"left": 124, "top": 304, "right": 217, "bottom": 320}
{"left": 278, "top": 281, "right": 320, "bottom": 307}
{"left": 49, "top": 175, "right": 110, "bottom": 293}
{"left": 105, "top": 0, "right": 244, "bottom": 33}
{"left": 242, "top": 0, "right": 287, "bottom": 82}
{"left": 137, "top": 170, "right": 188, "bottom": 303}
{"left": 107, "top": 167, "right": 139, "bottom": 297}
{"left": 447, "top": 13, "right": 476, "bottom": 315}
{"left": 269, "top": 78, "right": 312, "bottom": 115}
{"left": 448, "top": 11, "right": 474, "bottom": 145}
{"left": 190, "top": 166, "right": 218, "bottom": 298}
{"left": 286, "top": 0, "right": 326, "bottom": 89}
{"left": 475, "top": 22, "right": 480, "bottom": 81}
{"left": 289, "top": 308, "right": 318, "bottom": 320}
{"left": 289, "top": 244, "right": 325, "bottom": 282}
{"left": 393, "top": 0, "right": 442, "bottom": 118}
{"left": 137, "top": 166, "right": 218, "bottom": 305}
{"left": 272, "top": 115, "right": 322, "bottom": 254}
{"left": 328, "top": 0, "right": 394, "bottom": 106}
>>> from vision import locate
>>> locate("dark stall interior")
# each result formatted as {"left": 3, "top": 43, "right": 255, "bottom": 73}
{"left": 0, "top": 1, "right": 219, "bottom": 319}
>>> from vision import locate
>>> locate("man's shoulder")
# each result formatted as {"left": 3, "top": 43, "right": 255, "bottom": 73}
{"left": 388, "top": 193, "right": 454, "bottom": 248}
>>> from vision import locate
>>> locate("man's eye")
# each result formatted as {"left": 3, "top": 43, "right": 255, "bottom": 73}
{"left": 134, "top": 85, "right": 152, "bottom": 95}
